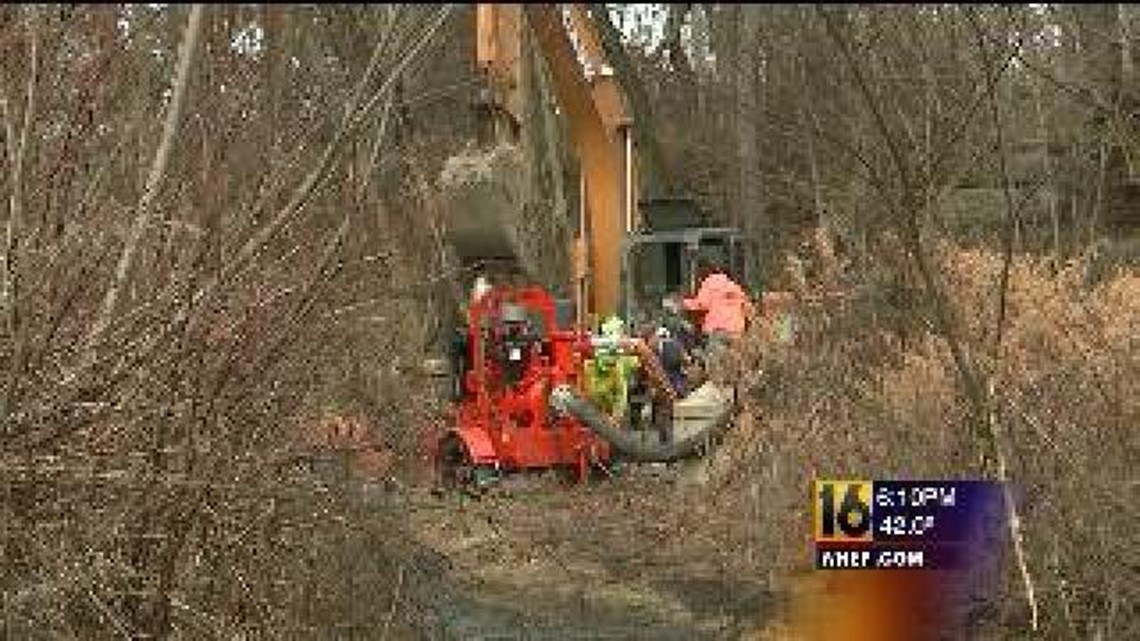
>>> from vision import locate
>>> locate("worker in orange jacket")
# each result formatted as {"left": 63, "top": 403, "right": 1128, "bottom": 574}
{"left": 682, "top": 260, "right": 755, "bottom": 360}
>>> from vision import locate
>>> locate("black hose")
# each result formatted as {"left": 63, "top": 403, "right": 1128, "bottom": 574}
{"left": 549, "top": 384, "right": 735, "bottom": 463}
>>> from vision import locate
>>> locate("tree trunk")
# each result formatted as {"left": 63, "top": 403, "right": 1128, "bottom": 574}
{"left": 530, "top": 34, "right": 572, "bottom": 290}
{"left": 736, "top": 7, "right": 763, "bottom": 256}
{"left": 1033, "top": 75, "right": 1062, "bottom": 261}
{"left": 710, "top": 5, "right": 737, "bottom": 143}
{"left": 662, "top": 4, "right": 694, "bottom": 81}
{"left": 589, "top": 4, "right": 672, "bottom": 198}
{"left": 689, "top": 5, "right": 713, "bottom": 122}
{"left": 1122, "top": 4, "right": 1136, "bottom": 91}
{"left": 1077, "top": 4, "right": 1123, "bottom": 240}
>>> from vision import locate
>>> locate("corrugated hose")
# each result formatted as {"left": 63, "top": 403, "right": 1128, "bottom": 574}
{"left": 548, "top": 384, "right": 735, "bottom": 463}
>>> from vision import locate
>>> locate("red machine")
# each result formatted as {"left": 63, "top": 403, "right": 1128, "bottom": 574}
{"left": 433, "top": 287, "right": 611, "bottom": 489}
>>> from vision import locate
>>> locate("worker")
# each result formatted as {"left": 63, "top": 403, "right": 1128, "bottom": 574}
{"left": 661, "top": 294, "right": 699, "bottom": 354}
{"left": 451, "top": 273, "right": 495, "bottom": 400}
{"left": 682, "top": 259, "right": 755, "bottom": 361}
{"left": 651, "top": 325, "right": 689, "bottom": 396}
{"left": 458, "top": 273, "right": 493, "bottom": 325}
{"left": 583, "top": 316, "right": 640, "bottom": 421}
{"left": 471, "top": 274, "right": 492, "bottom": 304}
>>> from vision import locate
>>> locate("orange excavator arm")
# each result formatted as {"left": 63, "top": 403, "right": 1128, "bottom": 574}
{"left": 474, "top": 4, "right": 638, "bottom": 325}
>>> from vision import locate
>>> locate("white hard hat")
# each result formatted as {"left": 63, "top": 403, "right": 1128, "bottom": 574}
{"left": 472, "top": 275, "right": 491, "bottom": 302}
{"left": 655, "top": 326, "right": 671, "bottom": 339}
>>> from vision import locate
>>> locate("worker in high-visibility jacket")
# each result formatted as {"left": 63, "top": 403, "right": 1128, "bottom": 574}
{"left": 683, "top": 261, "right": 755, "bottom": 359}
{"left": 583, "top": 316, "right": 640, "bottom": 421}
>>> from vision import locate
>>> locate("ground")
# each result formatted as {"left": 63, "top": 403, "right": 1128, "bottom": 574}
{"left": 374, "top": 461, "right": 779, "bottom": 641}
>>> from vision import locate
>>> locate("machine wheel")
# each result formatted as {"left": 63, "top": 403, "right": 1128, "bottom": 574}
{"left": 436, "top": 435, "right": 497, "bottom": 497}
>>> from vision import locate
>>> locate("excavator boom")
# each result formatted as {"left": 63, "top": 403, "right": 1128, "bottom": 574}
{"left": 451, "top": 4, "right": 638, "bottom": 325}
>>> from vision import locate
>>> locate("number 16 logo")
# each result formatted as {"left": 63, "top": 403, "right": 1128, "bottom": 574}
{"left": 814, "top": 480, "right": 873, "bottom": 542}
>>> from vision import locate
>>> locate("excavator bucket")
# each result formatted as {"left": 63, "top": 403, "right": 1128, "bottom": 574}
{"left": 438, "top": 143, "right": 529, "bottom": 266}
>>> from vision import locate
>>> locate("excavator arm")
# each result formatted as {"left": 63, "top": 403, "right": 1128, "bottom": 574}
{"left": 469, "top": 4, "right": 639, "bottom": 324}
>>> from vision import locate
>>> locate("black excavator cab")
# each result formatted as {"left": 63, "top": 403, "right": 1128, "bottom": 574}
{"left": 620, "top": 197, "right": 759, "bottom": 330}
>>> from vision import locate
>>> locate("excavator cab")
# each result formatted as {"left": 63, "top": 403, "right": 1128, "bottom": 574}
{"left": 621, "top": 197, "right": 758, "bottom": 328}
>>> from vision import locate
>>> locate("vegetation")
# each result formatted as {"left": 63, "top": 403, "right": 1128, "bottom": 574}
{"left": 0, "top": 4, "right": 1135, "bottom": 639}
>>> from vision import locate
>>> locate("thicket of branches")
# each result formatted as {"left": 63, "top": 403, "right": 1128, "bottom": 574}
{"left": 0, "top": 4, "right": 466, "bottom": 638}
{"left": 1, "top": 4, "right": 1137, "bottom": 640}
{"left": 613, "top": 5, "right": 1139, "bottom": 263}
{"left": 606, "top": 5, "right": 1138, "bottom": 639}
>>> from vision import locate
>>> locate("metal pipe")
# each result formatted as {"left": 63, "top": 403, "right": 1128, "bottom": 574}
{"left": 624, "top": 126, "right": 633, "bottom": 233}
{"left": 577, "top": 171, "right": 588, "bottom": 326}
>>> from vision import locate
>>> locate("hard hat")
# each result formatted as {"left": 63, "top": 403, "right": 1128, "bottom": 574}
{"left": 471, "top": 275, "right": 491, "bottom": 303}
{"left": 655, "top": 326, "right": 671, "bottom": 340}
{"left": 600, "top": 316, "right": 624, "bottom": 338}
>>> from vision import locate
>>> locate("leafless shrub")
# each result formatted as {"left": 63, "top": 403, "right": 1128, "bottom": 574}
{"left": 699, "top": 248, "right": 1137, "bottom": 639}
{"left": 1, "top": 4, "right": 455, "bottom": 639}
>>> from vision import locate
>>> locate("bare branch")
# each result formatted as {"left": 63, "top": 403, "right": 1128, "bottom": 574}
{"left": 968, "top": 10, "right": 1040, "bottom": 630}
{"left": 817, "top": 7, "right": 914, "bottom": 195}
{"left": 187, "top": 5, "right": 453, "bottom": 314}
{"left": 2, "top": 6, "right": 38, "bottom": 427}
{"left": 989, "top": 380, "right": 1041, "bottom": 632}
{"left": 966, "top": 7, "right": 1020, "bottom": 362}
{"left": 85, "top": 4, "right": 206, "bottom": 352}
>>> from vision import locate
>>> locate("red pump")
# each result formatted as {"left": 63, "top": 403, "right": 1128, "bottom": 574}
{"left": 433, "top": 286, "right": 611, "bottom": 489}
